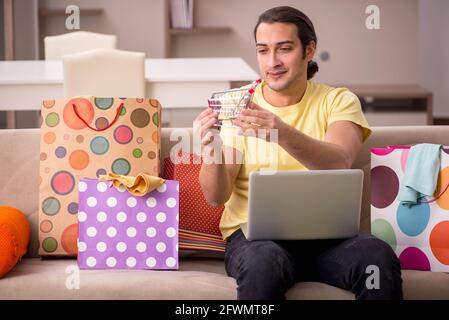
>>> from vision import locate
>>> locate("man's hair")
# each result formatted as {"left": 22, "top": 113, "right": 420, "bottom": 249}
{"left": 254, "top": 6, "right": 319, "bottom": 80}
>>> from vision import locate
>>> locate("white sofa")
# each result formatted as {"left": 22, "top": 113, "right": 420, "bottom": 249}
{"left": 1, "top": 127, "right": 449, "bottom": 299}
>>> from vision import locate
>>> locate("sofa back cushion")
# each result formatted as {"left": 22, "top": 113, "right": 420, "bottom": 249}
{"left": 2, "top": 126, "right": 449, "bottom": 257}
{"left": 163, "top": 127, "right": 449, "bottom": 235}
{"left": 0, "top": 129, "right": 40, "bottom": 258}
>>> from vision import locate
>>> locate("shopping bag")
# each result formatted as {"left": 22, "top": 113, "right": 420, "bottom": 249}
{"left": 164, "top": 152, "right": 226, "bottom": 253}
{"left": 39, "top": 97, "right": 161, "bottom": 256}
{"left": 77, "top": 178, "right": 179, "bottom": 269}
{"left": 371, "top": 146, "right": 449, "bottom": 271}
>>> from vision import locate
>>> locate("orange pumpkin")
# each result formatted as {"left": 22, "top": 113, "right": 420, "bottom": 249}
{"left": 0, "top": 206, "right": 30, "bottom": 278}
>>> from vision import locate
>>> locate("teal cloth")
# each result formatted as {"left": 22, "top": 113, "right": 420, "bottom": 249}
{"left": 398, "top": 143, "right": 442, "bottom": 206}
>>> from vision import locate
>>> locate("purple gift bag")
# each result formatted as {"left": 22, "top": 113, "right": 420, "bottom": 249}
{"left": 77, "top": 178, "right": 179, "bottom": 270}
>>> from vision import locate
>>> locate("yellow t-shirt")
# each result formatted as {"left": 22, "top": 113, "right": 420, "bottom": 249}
{"left": 218, "top": 80, "right": 372, "bottom": 240}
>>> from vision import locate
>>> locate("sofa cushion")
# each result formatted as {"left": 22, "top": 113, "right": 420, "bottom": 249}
{"left": 2, "top": 126, "right": 449, "bottom": 258}
{"left": 0, "top": 258, "right": 352, "bottom": 299}
{"left": 1, "top": 258, "right": 448, "bottom": 299}
{"left": 0, "top": 129, "right": 40, "bottom": 258}
{"left": 0, "top": 258, "right": 236, "bottom": 299}
{"left": 2, "top": 126, "right": 449, "bottom": 301}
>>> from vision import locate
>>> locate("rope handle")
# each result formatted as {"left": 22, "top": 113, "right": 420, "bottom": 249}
{"left": 72, "top": 102, "right": 124, "bottom": 132}
{"left": 418, "top": 181, "right": 449, "bottom": 203}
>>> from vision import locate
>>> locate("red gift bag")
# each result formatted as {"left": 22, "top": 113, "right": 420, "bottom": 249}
{"left": 163, "top": 152, "right": 225, "bottom": 253}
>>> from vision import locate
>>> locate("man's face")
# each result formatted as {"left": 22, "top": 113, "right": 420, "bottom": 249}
{"left": 255, "top": 22, "right": 312, "bottom": 92}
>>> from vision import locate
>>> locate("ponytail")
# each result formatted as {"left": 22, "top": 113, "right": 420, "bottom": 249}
{"left": 307, "top": 60, "right": 319, "bottom": 80}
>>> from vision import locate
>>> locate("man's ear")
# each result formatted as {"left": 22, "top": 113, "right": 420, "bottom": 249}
{"left": 306, "top": 41, "right": 316, "bottom": 61}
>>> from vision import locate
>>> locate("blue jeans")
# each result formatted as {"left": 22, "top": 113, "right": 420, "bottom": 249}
{"left": 224, "top": 229, "right": 403, "bottom": 300}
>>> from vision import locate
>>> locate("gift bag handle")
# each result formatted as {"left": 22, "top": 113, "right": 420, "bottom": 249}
{"left": 72, "top": 102, "right": 124, "bottom": 132}
{"left": 419, "top": 181, "right": 449, "bottom": 203}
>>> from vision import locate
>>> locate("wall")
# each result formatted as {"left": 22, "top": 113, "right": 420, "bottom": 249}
{"left": 36, "top": 0, "right": 420, "bottom": 86}
{"left": 0, "top": 0, "right": 4, "bottom": 60}
{"left": 418, "top": 0, "right": 449, "bottom": 118}
{"left": 442, "top": 1, "right": 449, "bottom": 118}
{"left": 444, "top": 8, "right": 449, "bottom": 118}
{"left": 1, "top": 0, "right": 6, "bottom": 127}
{"left": 0, "top": 0, "right": 39, "bottom": 60}
{"left": 39, "top": 0, "right": 168, "bottom": 58}
{"left": 6, "top": 0, "right": 448, "bottom": 120}
{"left": 171, "top": 0, "right": 418, "bottom": 86}
{"left": 14, "top": 0, "right": 39, "bottom": 60}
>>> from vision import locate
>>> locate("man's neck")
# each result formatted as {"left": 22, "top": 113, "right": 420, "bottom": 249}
{"left": 262, "top": 79, "right": 308, "bottom": 107}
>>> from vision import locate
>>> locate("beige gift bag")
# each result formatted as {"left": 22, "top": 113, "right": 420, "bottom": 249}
{"left": 39, "top": 97, "right": 161, "bottom": 256}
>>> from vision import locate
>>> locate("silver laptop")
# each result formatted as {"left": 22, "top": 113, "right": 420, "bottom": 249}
{"left": 240, "top": 169, "right": 364, "bottom": 240}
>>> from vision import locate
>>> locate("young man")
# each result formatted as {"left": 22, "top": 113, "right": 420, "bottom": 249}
{"left": 195, "top": 6, "right": 403, "bottom": 300}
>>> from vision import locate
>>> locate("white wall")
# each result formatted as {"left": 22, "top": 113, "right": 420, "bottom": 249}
{"left": 39, "top": 0, "right": 168, "bottom": 58}
{"left": 418, "top": 0, "right": 449, "bottom": 118}
{"left": 171, "top": 0, "right": 418, "bottom": 86}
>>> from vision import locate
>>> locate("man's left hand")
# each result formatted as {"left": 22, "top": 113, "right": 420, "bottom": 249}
{"left": 233, "top": 103, "right": 285, "bottom": 140}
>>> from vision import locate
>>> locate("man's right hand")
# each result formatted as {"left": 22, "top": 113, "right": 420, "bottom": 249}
{"left": 193, "top": 108, "right": 222, "bottom": 157}
{"left": 196, "top": 108, "right": 241, "bottom": 206}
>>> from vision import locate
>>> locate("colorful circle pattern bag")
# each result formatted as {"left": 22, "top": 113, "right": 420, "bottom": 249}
{"left": 39, "top": 97, "right": 161, "bottom": 256}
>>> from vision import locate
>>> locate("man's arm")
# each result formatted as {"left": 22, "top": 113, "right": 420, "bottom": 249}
{"left": 199, "top": 146, "right": 241, "bottom": 207}
{"left": 277, "top": 120, "right": 363, "bottom": 170}
{"left": 194, "top": 107, "right": 242, "bottom": 207}
{"left": 234, "top": 103, "right": 364, "bottom": 170}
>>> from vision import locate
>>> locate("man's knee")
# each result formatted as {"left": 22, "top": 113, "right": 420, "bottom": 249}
{"left": 233, "top": 241, "right": 296, "bottom": 289}
{"left": 350, "top": 234, "right": 403, "bottom": 299}
{"left": 242, "top": 241, "right": 293, "bottom": 274}
{"left": 354, "top": 234, "right": 399, "bottom": 268}
{"left": 235, "top": 241, "right": 296, "bottom": 300}
{"left": 349, "top": 234, "right": 402, "bottom": 292}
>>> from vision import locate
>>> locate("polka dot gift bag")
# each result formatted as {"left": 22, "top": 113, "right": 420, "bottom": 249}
{"left": 163, "top": 151, "right": 226, "bottom": 254}
{"left": 77, "top": 178, "right": 179, "bottom": 270}
{"left": 39, "top": 97, "right": 161, "bottom": 256}
{"left": 371, "top": 146, "right": 449, "bottom": 272}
